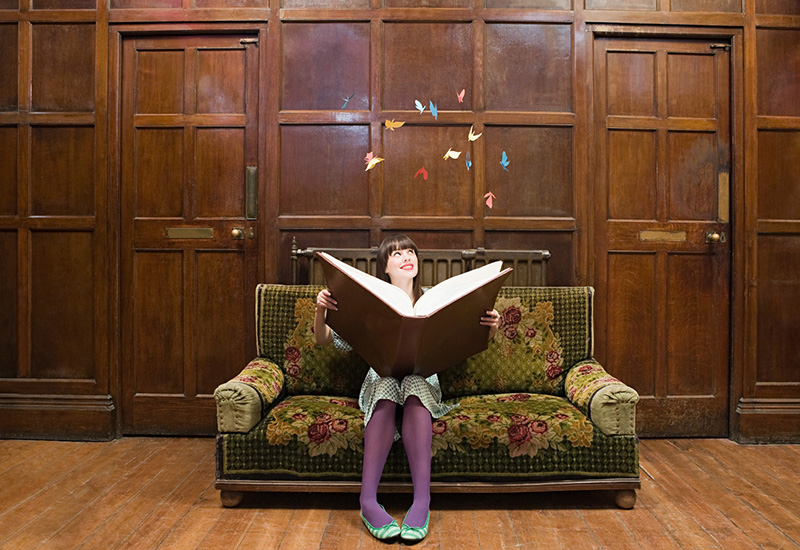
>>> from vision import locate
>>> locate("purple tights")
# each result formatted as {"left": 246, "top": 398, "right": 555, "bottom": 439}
{"left": 360, "top": 396, "right": 432, "bottom": 529}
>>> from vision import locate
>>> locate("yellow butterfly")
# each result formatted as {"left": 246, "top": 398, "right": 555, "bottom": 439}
{"left": 468, "top": 125, "right": 482, "bottom": 141}
{"left": 443, "top": 148, "right": 462, "bottom": 160}
{"left": 385, "top": 119, "right": 405, "bottom": 131}
{"left": 365, "top": 151, "right": 384, "bottom": 171}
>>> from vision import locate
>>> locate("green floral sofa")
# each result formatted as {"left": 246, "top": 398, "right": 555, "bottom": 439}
{"left": 214, "top": 284, "right": 640, "bottom": 508}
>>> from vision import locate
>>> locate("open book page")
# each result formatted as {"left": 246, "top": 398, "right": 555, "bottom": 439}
{"left": 413, "top": 261, "right": 504, "bottom": 316}
{"left": 316, "top": 252, "right": 414, "bottom": 316}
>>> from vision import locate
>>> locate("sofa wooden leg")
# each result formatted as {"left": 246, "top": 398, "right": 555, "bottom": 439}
{"left": 614, "top": 489, "right": 637, "bottom": 509}
{"left": 220, "top": 490, "right": 244, "bottom": 508}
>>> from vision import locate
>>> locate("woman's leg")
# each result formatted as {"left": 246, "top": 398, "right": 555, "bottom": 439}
{"left": 401, "top": 395, "right": 433, "bottom": 527}
{"left": 360, "top": 398, "right": 396, "bottom": 527}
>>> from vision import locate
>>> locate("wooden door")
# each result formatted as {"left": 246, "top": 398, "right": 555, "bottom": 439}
{"left": 120, "top": 34, "right": 260, "bottom": 435}
{"left": 593, "top": 37, "right": 731, "bottom": 437}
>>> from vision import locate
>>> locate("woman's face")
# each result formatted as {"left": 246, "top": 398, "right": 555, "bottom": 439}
{"left": 384, "top": 248, "right": 418, "bottom": 284}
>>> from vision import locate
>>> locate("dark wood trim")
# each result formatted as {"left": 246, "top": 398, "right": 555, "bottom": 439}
{"left": 0, "top": 394, "right": 115, "bottom": 440}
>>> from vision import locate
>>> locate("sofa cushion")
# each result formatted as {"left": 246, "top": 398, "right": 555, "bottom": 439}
{"left": 217, "top": 392, "right": 638, "bottom": 481}
{"left": 256, "top": 285, "right": 369, "bottom": 397}
{"left": 439, "top": 287, "right": 594, "bottom": 398}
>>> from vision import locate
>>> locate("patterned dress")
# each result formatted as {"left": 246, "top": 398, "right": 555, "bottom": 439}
{"left": 332, "top": 331, "right": 457, "bottom": 440}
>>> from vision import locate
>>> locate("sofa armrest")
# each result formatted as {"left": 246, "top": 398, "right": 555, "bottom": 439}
{"left": 214, "top": 358, "right": 284, "bottom": 433}
{"left": 565, "top": 359, "right": 639, "bottom": 436}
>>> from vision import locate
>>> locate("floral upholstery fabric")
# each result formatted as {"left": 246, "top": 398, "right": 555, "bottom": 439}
{"left": 439, "top": 287, "right": 593, "bottom": 398}
{"left": 218, "top": 392, "right": 639, "bottom": 480}
{"left": 229, "top": 358, "right": 284, "bottom": 413}
{"left": 565, "top": 359, "right": 628, "bottom": 417}
{"left": 256, "top": 285, "right": 368, "bottom": 397}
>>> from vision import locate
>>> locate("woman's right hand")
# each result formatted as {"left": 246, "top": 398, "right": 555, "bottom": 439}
{"left": 316, "top": 288, "right": 338, "bottom": 311}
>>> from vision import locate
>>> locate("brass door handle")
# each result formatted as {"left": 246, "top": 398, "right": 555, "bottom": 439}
{"left": 705, "top": 231, "right": 726, "bottom": 244}
{"left": 231, "top": 227, "right": 244, "bottom": 239}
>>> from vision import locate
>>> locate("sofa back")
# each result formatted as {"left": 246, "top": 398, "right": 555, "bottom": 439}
{"left": 438, "top": 286, "right": 595, "bottom": 398}
{"left": 256, "top": 284, "right": 594, "bottom": 400}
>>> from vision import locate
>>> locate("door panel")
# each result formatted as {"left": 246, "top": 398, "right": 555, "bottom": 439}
{"left": 121, "top": 34, "right": 259, "bottom": 435}
{"left": 594, "top": 37, "right": 731, "bottom": 437}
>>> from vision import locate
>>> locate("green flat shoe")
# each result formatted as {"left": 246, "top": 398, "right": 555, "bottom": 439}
{"left": 400, "top": 511, "right": 430, "bottom": 543}
{"left": 360, "top": 506, "right": 401, "bottom": 542}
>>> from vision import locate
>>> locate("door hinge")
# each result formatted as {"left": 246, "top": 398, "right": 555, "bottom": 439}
{"left": 710, "top": 43, "right": 730, "bottom": 51}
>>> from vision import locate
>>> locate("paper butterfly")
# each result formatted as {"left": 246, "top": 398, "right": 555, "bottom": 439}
{"left": 429, "top": 101, "right": 438, "bottom": 120}
{"left": 364, "top": 151, "right": 384, "bottom": 171}
{"left": 468, "top": 125, "right": 482, "bottom": 142}
{"left": 500, "top": 151, "right": 510, "bottom": 171}
{"left": 484, "top": 191, "right": 496, "bottom": 209}
{"left": 415, "top": 100, "right": 425, "bottom": 114}
{"left": 443, "top": 148, "right": 462, "bottom": 160}
{"left": 414, "top": 166, "right": 429, "bottom": 180}
{"left": 341, "top": 94, "right": 354, "bottom": 109}
{"left": 466, "top": 151, "right": 472, "bottom": 171}
{"left": 457, "top": 89, "right": 465, "bottom": 103}
{"left": 385, "top": 119, "right": 405, "bottom": 131}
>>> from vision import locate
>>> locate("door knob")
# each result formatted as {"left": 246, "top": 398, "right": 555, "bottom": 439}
{"left": 231, "top": 227, "right": 244, "bottom": 240}
{"left": 705, "top": 231, "right": 725, "bottom": 243}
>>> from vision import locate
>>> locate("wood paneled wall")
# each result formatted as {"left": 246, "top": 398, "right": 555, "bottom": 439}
{"left": 0, "top": 0, "right": 798, "bottom": 441}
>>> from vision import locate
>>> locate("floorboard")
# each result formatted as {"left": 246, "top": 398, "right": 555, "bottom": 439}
{"left": 1, "top": 437, "right": 799, "bottom": 549}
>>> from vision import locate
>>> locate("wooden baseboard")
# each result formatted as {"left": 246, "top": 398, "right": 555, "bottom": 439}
{"left": 735, "top": 398, "right": 800, "bottom": 443}
{"left": 0, "top": 394, "right": 116, "bottom": 440}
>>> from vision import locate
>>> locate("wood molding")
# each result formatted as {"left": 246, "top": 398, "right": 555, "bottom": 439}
{"left": 735, "top": 398, "right": 800, "bottom": 443}
{"left": 0, "top": 394, "right": 116, "bottom": 440}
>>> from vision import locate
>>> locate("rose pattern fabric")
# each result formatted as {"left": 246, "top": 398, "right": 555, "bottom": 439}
{"left": 565, "top": 360, "right": 626, "bottom": 417}
{"left": 266, "top": 395, "right": 364, "bottom": 457}
{"left": 231, "top": 358, "right": 284, "bottom": 410}
{"left": 440, "top": 298, "right": 566, "bottom": 397}
{"left": 434, "top": 393, "right": 593, "bottom": 459}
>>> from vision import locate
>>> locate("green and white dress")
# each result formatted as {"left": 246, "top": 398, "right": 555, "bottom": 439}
{"left": 333, "top": 332, "right": 457, "bottom": 440}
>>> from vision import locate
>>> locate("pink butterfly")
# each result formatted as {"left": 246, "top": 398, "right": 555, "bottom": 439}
{"left": 457, "top": 89, "right": 465, "bottom": 103}
{"left": 484, "top": 191, "right": 496, "bottom": 209}
{"left": 414, "top": 166, "right": 429, "bottom": 180}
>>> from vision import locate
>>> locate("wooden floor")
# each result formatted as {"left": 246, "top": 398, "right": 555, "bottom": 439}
{"left": 1, "top": 438, "right": 799, "bottom": 549}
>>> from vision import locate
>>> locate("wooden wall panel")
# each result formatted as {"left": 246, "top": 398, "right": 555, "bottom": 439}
{"left": 756, "top": 236, "right": 800, "bottom": 386}
{"left": 487, "top": 0, "right": 570, "bottom": 8}
{"left": 606, "top": 51, "right": 655, "bottom": 117}
{"left": 33, "top": 0, "right": 96, "bottom": 8}
{"left": 0, "top": 127, "right": 16, "bottom": 215}
{"left": 383, "top": 125, "right": 473, "bottom": 217}
{"left": 280, "top": 125, "right": 370, "bottom": 215}
{"left": 386, "top": 0, "right": 469, "bottom": 8}
{"left": 484, "top": 231, "right": 574, "bottom": 285}
{"left": 196, "top": 49, "right": 246, "bottom": 114}
{"left": 667, "top": 54, "right": 716, "bottom": 118}
{"left": 31, "top": 24, "right": 95, "bottom": 112}
{"left": 757, "top": 29, "right": 800, "bottom": 117}
{"left": 132, "top": 252, "right": 184, "bottom": 394}
{"left": 282, "top": 0, "right": 367, "bottom": 9}
{"left": 671, "top": 0, "right": 742, "bottom": 12}
{"left": 281, "top": 23, "right": 370, "bottom": 111}
{"left": 0, "top": 0, "right": 17, "bottom": 9}
{"left": 606, "top": 252, "right": 657, "bottom": 393}
{"left": 0, "top": 231, "right": 16, "bottom": 379}
{"left": 485, "top": 24, "right": 572, "bottom": 112}
{"left": 111, "top": 0, "right": 181, "bottom": 8}
{"left": 608, "top": 130, "right": 656, "bottom": 220}
{"left": 195, "top": 251, "right": 249, "bottom": 395}
{"left": 667, "top": 132, "right": 717, "bottom": 221}
{"left": 196, "top": 0, "right": 267, "bottom": 7}
{"left": 756, "top": 0, "right": 800, "bottom": 14}
{"left": 383, "top": 23, "right": 472, "bottom": 112}
{"left": 484, "top": 126, "right": 573, "bottom": 217}
{"left": 30, "top": 232, "right": 95, "bottom": 380}
{"left": 136, "top": 50, "right": 184, "bottom": 114}
{"left": 757, "top": 131, "right": 800, "bottom": 220}
{"left": 0, "top": 24, "right": 16, "bottom": 111}
{"left": 135, "top": 129, "right": 184, "bottom": 217}
{"left": 30, "top": 126, "right": 95, "bottom": 216}
{"left": 585, "top": 0, "right": 655, "bottom": 10}
{"left": 195, "top": 128, "right": 245, "bottom": 217}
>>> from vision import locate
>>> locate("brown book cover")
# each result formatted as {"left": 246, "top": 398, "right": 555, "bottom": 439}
{"left": 317, "top": 251, "right": 512, "bottom": 379}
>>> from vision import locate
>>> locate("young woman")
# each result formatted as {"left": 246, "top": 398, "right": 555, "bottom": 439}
{"left": 315, "top": 234, "right": 502, "bottom": 543}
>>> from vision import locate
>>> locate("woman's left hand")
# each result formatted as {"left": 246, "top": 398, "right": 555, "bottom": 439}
{"left": 481, "top": 309, "right": 502, "bottom": 338}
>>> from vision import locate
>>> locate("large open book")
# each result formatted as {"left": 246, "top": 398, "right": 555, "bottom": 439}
{"left": 317, "top": 251, "right": 512, "bottom": 379}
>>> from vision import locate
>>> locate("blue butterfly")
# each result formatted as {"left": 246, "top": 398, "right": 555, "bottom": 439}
{"left": 415, "top": 100, "right": 425, "bottom": 114}
{"left": 429, "top": 101, "right": 438, "bottom": 120}
{"left": 466, "top": 151, "right": 472, "bottom": 171}
{"left": 341, "top": 94, "right": 354, "bottom": 109}
{"left": 500, "top": 150, "right": 510, "bottom": 171}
